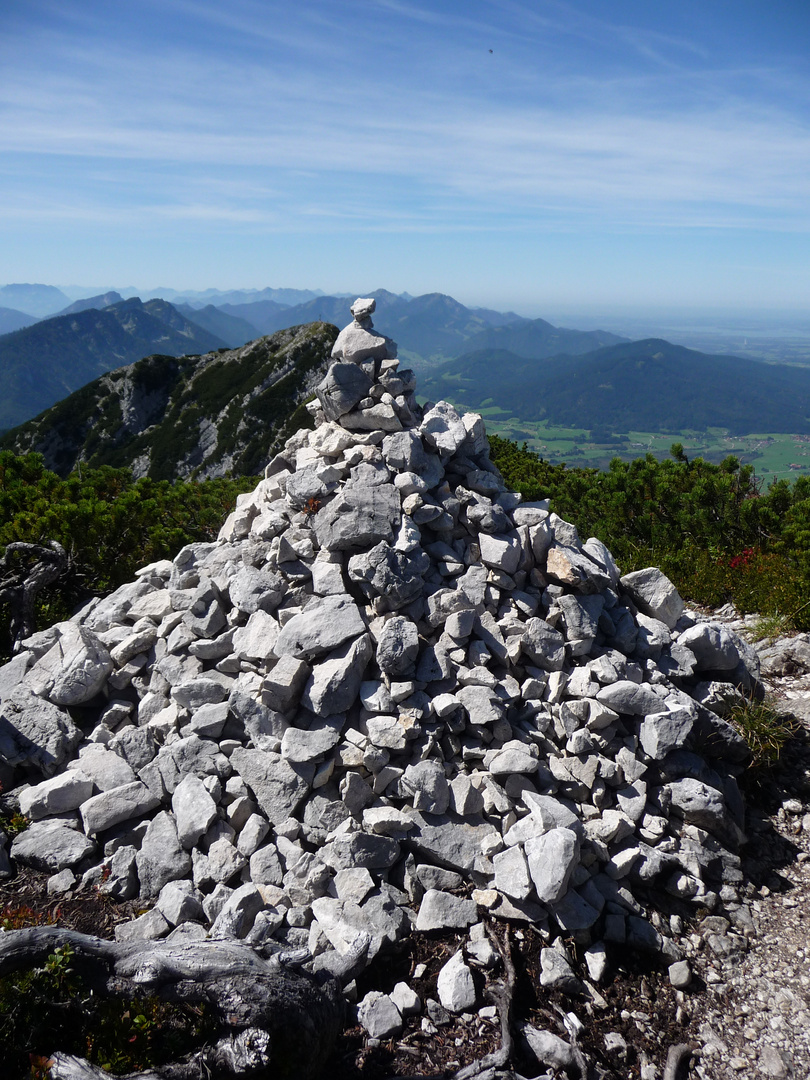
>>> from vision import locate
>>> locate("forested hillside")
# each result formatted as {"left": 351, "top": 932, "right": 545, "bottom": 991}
{"left": 423, "top": 339, "right": 810, "bottom": 434}
{"left": 0, "top": 322, "right": 337, "bottom": 480}
{"left": 0, "top": 298, "right": 227, "bottom": 430}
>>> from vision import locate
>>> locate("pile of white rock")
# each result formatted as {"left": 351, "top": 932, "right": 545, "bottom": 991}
{"left": 0, "top": 298, "right": 759, "bottom": 1040}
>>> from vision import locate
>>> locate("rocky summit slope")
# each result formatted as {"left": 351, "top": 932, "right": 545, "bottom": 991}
{"left": 0, "top": 321, "right": 337, "bottom": 480}
{"left": 0, "top": 297, "right": 230, "bottom": 431}
{"left": 0, "top": 300, "right": 765, "bottom": 1077}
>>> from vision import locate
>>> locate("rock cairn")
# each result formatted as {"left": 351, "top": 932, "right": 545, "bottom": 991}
{"left": 0, "top": 298, "right": 761, "bottom": 1040}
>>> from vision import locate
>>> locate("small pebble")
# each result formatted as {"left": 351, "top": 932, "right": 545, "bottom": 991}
{"left": 668, "top": 960, "right": 692, "bottom": 989}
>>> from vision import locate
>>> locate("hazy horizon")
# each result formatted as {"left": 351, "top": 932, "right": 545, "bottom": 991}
{"left": 4, "top": 280, "right": 810, "bottom": 339}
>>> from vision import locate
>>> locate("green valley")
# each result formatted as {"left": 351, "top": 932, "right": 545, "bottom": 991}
{"left": 479, "top": 414, "right": 810, "bottom": 483}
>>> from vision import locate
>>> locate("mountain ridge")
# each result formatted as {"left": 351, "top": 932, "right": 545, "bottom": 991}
{"left": 0, "top": 298, "right": 228, "bottom": 430}
{"left": 422, "top": 337, "right": 810, "bottom": 434}
{"left": 0, "top": 321, "right": 338, "bottom": 480}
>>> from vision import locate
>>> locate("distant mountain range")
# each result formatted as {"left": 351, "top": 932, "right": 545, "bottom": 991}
{"left": 0, "top": 287, "right": 607, "bottom": 430}
{"left": 451, "top": 317, "right": 625, "bottom": 359}
{"left": 174, "top": 303, "right": 263, "bottom": 348}
{"left": 0, "top": 283, "right": 72, "bottom": 318}
{"left": 152, "top": 286, "right": 325, "bottom": 309}
{"left": 4, "top": 282, "right": 809, "bottom": 465}
{"left": 0, "top": 298, "right": 227, "bottom": 430}
{"left": 0, "top": 322, "right": 337, "bottom": 480}
{"left": 53, "top": 291, "right": 124, "bottom": 317}
{"left": 243, "top": 289, "right": 528, "bottom": 361}
{"left": 0, "top": 283, "right": 327, "bottom": 318}
{"left": 0, "top": 306, "right": 38, "bottom": 335}
{"left": 422, "top": 338, "right": 810, "bottom": 434}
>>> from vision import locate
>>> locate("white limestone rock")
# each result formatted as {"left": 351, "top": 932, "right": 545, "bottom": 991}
{"left": 25, "top": 623, "right": 112, "bottom": 706}
{"left": 80, "top": 781, "right": 161, "bottom": 836}
{"left": 437, "top": 951, "right": 477, "bottom": 1013}
{"left": 19, "top": 770, "right": 94, "bottom": 821}
{"left": 172, "top": 773, "right": 218, "bottom": 849}
{"left": 0, "top": 685, "right": 82, "bottom": 777}
{"left": 415, "top": 889, "right": 477, "bottom": 931}
{"left": 525, "top": 828, "right": 580, "bottom": 905}
{"left": 620, "top": 567, "right": 684, "bottom": 629}
{"left": 357, "top": 991, "right": 403, "bottom": 1039}
{"left": 11, "top": 819, "right": 96, "bottom": 872}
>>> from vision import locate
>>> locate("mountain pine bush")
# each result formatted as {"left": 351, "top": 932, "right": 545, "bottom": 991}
{"left": 489, "top": 436, "right": 810, "bottom": 629}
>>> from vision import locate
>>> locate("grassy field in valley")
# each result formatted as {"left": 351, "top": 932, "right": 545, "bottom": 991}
{"left": 476, "top": 408, "right": 810, "bottom": 483}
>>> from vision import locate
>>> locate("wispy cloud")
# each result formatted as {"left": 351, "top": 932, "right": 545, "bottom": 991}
{"left": 3, "top": 0, "right": 810, "bottom": 304}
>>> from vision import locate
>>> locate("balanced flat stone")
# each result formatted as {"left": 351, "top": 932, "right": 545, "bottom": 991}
{"left": 274, "top": 595, "right": 366, "bottom": 659}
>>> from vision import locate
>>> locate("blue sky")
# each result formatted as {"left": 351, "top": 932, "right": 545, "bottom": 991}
{"left": 2, "top": 0, "right": 810, "bottom": 315}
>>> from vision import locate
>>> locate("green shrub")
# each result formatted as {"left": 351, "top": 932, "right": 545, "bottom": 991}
{"left": 490, "top": 436, "right": 810, "bottom": 629}
{"left": 0, "top": 452, "right": 256, "bottom": 659}
{"left": 0, "top": 945, "right": 217, "bottom": 1077}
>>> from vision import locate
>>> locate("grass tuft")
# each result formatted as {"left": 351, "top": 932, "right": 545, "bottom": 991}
{"left": 726, "top": 696, "right": 799, "bottom": 769}
{"left": 749, "top": 612, "right": 795, "bottom": 642}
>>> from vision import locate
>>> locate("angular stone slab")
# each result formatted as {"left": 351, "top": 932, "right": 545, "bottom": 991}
{"left": 301, "top": 634, "right": 373, "bottom": 716}
{"left": 0, "top": 685, "right": 82, "bottom": 777}
{"left": 415, "top": 888, "right": 478, "bottom": 931}
{"left": 525, "top": 827, "right": 580, "bottom": 905}
{"left": 620, "top": 567, "right": 684, "bottom": 629}
{"left": 478, "top": 532, "right": 521, "bottom": 575}
{"left": 281, "top": 715, "right": 344, "bottom": 763}
{"left": 229, "top": 747, "right": 311, "bottom": 824}
{"left": 80, "top": 781, "right": 161, "bottom": 835}
{"left": 420, "top": 402, "right": 468, "bottom": 458}
{"left": 677, "top": 622, "right": 741, "bottom": 672}
{"left": 332, "top": 323, "right": 393, "bottom": 364}
{"left": 521, "top": 619, "right": 566, "bottom": 672}
{"left": 275, "top": 594, "right": 366, "bottom": 660}
{"left": 376, "top": 617, "right": 419, "bottom": 677}
{"left": 262, "top": 655, "right": 310, "bottom": 713}
{"left": 546, "top": 546, "right": 611, "bottom": 594}
{"left": 316, "top": 361, "right": 373, "bottom": 421}
{"left": 595, "top": 680, "right": 666, "bottom": 716}
{"left": 11, "top": 819, "right": 97, "bottom": 872}
{"left": 136, "top": 811, "right": 192, "bottom": 900}
{"left": 228, "top": 566, "right": 284, "bottom": 614}
{"left": 320, "top": 832, "right": 401, "bottom": 871}
{"left": 403, "top": 810, "right": 500, "bottom": 873}
{"left": 69, "top": 745, "right": 137, "bottom": 791}
{"left": 348, "top": 542, "right": 428, "bottom": 612}
{"left": 26, "top": 623, "right": 112, "bottom": 706}
{"left": 639, "top": 706, "right": 695, "bottom": 759}
{"left": 172, "top": 774, "right": 218, "bottom": 848}
{"left": 19, "top": 770, "right": 95, "bottom": 821}
{"left": 313, "top": 484, "right": 400, "bottom": 552}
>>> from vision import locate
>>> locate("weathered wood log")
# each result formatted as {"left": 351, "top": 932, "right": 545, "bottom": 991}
{"left": 0, "top": 539, "right": 67, "bottom": 651}
{"left": 0, "top": 926, "right": 344, "bottom": 1080}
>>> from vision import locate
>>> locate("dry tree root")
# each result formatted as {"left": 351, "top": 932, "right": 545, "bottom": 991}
{"left": 0, "top": 926, "right": 344, "bottom": 1080}
{"left": 452, "top": 924, "right": 517, "bottom": 1080}
{"left": 663, "top": 1042, "right": 697, "bottom": 1080}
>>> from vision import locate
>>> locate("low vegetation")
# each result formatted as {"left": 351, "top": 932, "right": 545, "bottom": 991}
{"left": 723, "top": 697, "right": 799, "bottom": 773}
{"left": 489, "top": 436, "right": 810, "bottom": 630}
{"left": 0, "top": 450, "right": 256, "bottom": 659}
{"left": 0, "top": 931, "right": 217, "bottom": 1077}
